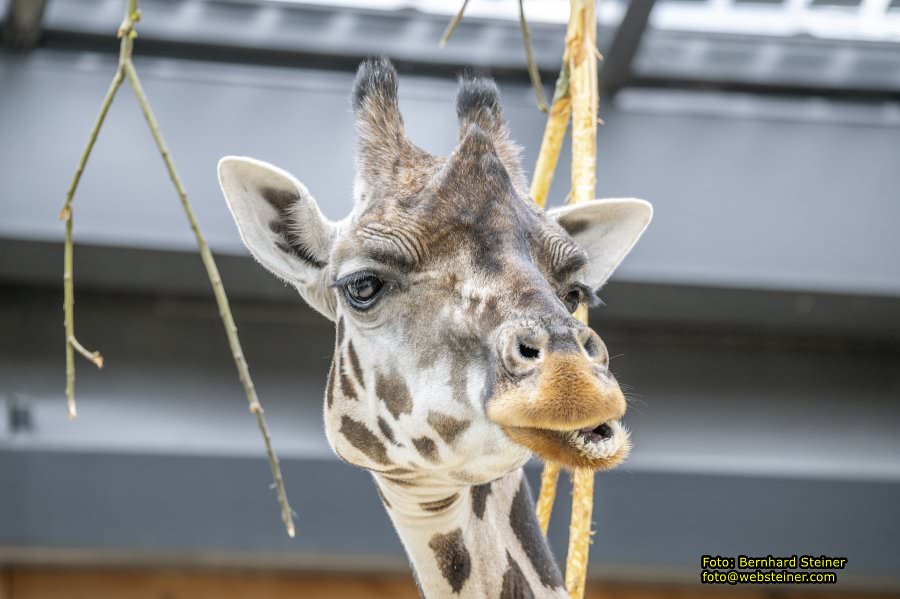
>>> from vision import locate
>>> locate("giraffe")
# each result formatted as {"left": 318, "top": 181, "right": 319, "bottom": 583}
{"left": 217, "top": 58, "right": 652, "bottom": 598}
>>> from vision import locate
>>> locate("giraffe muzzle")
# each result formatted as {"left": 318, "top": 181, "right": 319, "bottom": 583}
{"left": 487, "top": 348, "right": 631, "bottom": 471}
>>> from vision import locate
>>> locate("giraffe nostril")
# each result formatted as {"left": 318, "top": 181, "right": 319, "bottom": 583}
{"left": 582, "top": 335, "right": 599, "bottom": 359}
{"left": 518, "top": 342, "right": 541, "bottom": 360}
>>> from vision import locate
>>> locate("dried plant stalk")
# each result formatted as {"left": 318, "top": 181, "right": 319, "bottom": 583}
{"left": 566, "top": 467, "right": 596, "bottom": 597}
{"left": 58, "top": 0, "right": 295, "bottom": 537}
{"left": 529, "top": 61, "right": 571, "bottom": 208}
{"left": 439, "top": 0, "right": 470, "bottom": 47}
{"left": 568, "top": 0, "right": 598, "bottom": 206}
{"left": 564, "top": 0, "right": 599, "bottom": 594}
{"left": 535, "top": 460, "right": 560, "bottom": 534}
{"left": 518, "top": 0, "right": 548, "bottom": 112}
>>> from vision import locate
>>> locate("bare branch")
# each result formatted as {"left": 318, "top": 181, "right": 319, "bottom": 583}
{"left": 57, "top": 0, "right": 295, "bottom": 537}
{"left": 123, "top": 56, "right": 294, "bottom": 538}
{"left": 439, "top": 0, "right": 470, "bottom": 47}
{"left": 518, "top": 0, "right": 548, "bottom": 112}
{"left": 59, "top": 64, "right": 125, "bottom": 420}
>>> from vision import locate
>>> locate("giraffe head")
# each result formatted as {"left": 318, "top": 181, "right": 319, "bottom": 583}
{"left": 218, "top": 58, "right": 651, "bottom": 485}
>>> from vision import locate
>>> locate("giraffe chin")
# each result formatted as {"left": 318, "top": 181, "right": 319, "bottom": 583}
{"left": 500, "top": 419, "right": 631, "bottom": 471}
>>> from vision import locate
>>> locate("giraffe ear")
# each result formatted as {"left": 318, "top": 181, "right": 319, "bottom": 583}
{"left": 548, "top": 198, "right": 652, "bottom": 291}
{"left": 218, "top": 156, "right": 338, "bottom": 320}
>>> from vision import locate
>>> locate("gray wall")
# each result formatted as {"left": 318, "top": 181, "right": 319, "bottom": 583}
{"left": 2, "top": 41, "right": 899, "bottom": 591}
{"left": 2, "top": 50, "right": 899, "bottom": 295}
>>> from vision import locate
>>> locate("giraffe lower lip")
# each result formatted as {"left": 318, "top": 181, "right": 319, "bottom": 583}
{"left": 500, "top": 419, "right": 631, "bottom": 471}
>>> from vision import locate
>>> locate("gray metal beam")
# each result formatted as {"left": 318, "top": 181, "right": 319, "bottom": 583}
{"left": 602, "top": 0, "right": 658, "bottom": 96}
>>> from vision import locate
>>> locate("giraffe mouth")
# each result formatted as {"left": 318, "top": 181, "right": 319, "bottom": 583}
{"left": 500, "top": 418, "right": 631, "bottom": 471}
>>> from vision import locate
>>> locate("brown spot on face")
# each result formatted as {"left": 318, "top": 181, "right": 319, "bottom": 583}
{"left": 412, "top": 436, "right": 439, "bottom": 463}
{"left": 510, "top": 477, "right": 563, "bottom": 589}
{"left": 325, "top": 361, "right": 336, "bottom": 409}
{"left": 470, "top": 482, "right": 492, "bottom": 520}
{"left": 500, "top": 552, "right": 534, "bottom": 599}
{"left": 427, "top": 411, "right": 471, "bottom": 445}
{"left": 420, "top": 493, "right": 459, "bottom": 513}
{"left": 339, "top": 416, "right": 390, "bottom": 465}
{"left": 339, "top": 360, "right": 357, "bottom": 401}
{"left": 377, "top": 416, "right": 397, "bottom": 445}
{"left": 448, "top": 352, "right": 469, "bottom": 404}
{"left": 377, "top": 369, "right": 412, "bottom": 419}
{"left": 347, "top": 341, "right": 365, "bottom": 389}
{"left": 383, "top": 476, "right": 418, "bottom": 488}
{"left": 479, "top": 296, "right": 502, "bottom": 331}
{"left": 381, "top": 467, "right": 414, "bottom": 476}
{"left": 428, "top": 528, "right": 471, "bottom": 594}
{"left": 336, "top": 317, "right": 345, "bottom": 347}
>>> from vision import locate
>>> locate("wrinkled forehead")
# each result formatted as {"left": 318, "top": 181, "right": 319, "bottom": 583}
{"left": 331, "top": 183, "right": 587, "bottom": 281}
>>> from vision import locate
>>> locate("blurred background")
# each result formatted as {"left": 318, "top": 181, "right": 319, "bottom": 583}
{"left": 1, "top": 0, "right": 899, "bottom": 597}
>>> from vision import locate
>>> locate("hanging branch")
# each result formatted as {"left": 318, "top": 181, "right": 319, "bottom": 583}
{"left": 440, "top": 0, "right": 547, "bottom": 112}
{"left": 517, "top": 0, "right": 548, "bottom": 112}
{"left": 57, "top": 0, "right": 295, "bottom": 538}
{"left": 59, "top": 42, "right": 127, "bottom": 419}
{"left": 439, "top": 0, "right": 470, "bottom": 47}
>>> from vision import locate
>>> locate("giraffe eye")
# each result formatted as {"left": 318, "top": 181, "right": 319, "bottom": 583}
{"left": 343, "top": 273, "right": 385, "bottom": 310}
{"left": 562, "top": 287, "right": 585, "bottom": 313}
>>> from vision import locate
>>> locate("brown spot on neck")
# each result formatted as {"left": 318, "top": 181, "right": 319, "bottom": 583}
{"left": 509, "top": 477, "right": 563, "bottom": 589}
{"left": 500, "top": 552, "right": 535, "bottom": 599}
{"left": 428, "top": 528, "right": 471, "bottom": 594}
{"left": 419, "top": 493, "right": 460, "bottom": 513}
{"left": 470, "top": 482, "right": 492, "bottom": 520}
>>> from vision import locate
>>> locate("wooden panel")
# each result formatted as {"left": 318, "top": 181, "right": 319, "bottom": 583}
{"left": 7, "top": 568, "right": 899, "bottom": 599}
{"left": 8, "top": 569, "right": 418, "bottom": 599}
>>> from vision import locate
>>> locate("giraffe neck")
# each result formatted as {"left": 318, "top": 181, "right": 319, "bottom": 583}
{"left": 373, "top": 467, "right": 567, "bottom": 598}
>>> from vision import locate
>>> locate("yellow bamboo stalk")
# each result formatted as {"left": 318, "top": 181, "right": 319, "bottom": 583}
{"left": 532, "top": 0, "right": 582, "bottom": 537}
{"left": 566, "top": 467, "right": 596, "bottom": 597}
{"left": 529, "top": 61, "right": 571, "bottom": 208}
{"left": 564, "top": 0, "right": 599, "bottom": 595}
{"left": 568, "top": 0, "right": 598, "bottom": 206}
{"left": 535, "top": 460, "right": 560, "bottom": 535}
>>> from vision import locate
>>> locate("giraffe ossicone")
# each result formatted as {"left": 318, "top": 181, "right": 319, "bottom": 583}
{"left": 218, "top": 57, "right": 651, "bottom": 597}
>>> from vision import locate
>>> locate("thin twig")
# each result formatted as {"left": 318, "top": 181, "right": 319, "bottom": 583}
{"left": 122, "top": 58, "right": 295, "bottom": 538}
{"left": 518, "top": 0, "right": 548, "bottom": 112}
{"left": 68, "top": 336, "right": 104, "bottom": 368}
{"left": 439, "top": 0, "right": 470, "bottom": 47}
{"left": 59, "top": 64, "right": 124, "bottom": 419}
